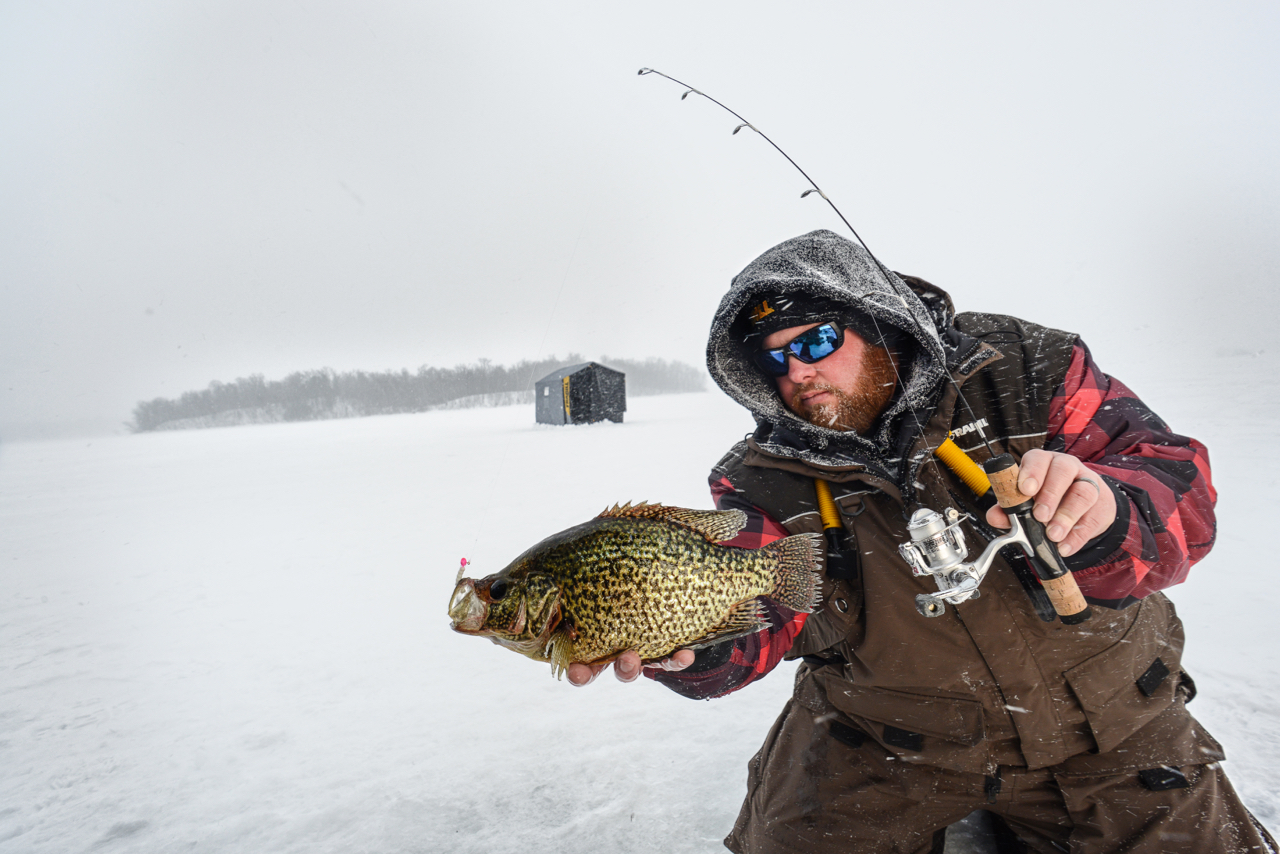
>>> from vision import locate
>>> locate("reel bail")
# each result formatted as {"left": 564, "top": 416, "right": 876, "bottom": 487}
{"left": 899, "top": 506, "right": 1045, "bottom": 618}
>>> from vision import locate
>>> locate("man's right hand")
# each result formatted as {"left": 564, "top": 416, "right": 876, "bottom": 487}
{"left": 566, "top": 648, "right": 695, "bottom": 686}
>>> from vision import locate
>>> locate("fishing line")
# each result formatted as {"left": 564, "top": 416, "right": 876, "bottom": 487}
{"left": 638, "top": 68, "right": 997, "bottom": 505}
{"left": 529, "top": 223, "right": 587, "bottom": 393}
{"left": 638, "top": 69, "right": 889, "bottom": 298}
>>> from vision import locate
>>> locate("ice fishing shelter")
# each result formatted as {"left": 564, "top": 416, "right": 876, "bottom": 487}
{"left": 535, "top": 362, "right": 626, "bottom": 425}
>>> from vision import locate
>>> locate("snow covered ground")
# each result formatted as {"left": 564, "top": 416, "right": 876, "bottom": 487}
{"left": 2, "top": 352, "right": 1278, "bottom": 852}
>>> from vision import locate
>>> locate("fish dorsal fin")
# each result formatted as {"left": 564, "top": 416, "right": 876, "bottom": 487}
{"left": 597, "top": 501, "right": 748, "bottom": 543}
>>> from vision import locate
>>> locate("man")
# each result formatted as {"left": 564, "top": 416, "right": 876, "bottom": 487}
{"left": 570, "top": 229, "right": 1273, "bottom": 853}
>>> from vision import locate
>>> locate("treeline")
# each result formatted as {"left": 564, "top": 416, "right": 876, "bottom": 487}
{"left": 129, "top": 356, "right": 705, "bottom": 432}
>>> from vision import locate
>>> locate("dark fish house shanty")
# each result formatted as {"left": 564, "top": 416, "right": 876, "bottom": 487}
{"left": 535, "top": 362, "right": 626, "bottom": 425}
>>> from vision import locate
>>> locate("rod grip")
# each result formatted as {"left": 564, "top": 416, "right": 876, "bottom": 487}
{"left": 982, "top": 454, "right": 1092, "bottom": 624}
{"left": 1040, "top": 574, "right": 1091, "bottom": 625}
{"left": 984, "top": 454, "right": 1032, "bottom": 509}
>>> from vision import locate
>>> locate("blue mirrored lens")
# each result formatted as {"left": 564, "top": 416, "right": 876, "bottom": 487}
{"left": 753, "top": 349, "right": 790, "bottom": 376}
{"left": 790, "top": 325, "right": 839, "bottom": 362}
{"left": 753, "top": 323, "right": 842, "bottom": 377}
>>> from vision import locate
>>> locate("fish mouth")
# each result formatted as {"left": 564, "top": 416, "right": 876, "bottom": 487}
{"left": 448, "top": 579, "right": 488, "bottom": 633}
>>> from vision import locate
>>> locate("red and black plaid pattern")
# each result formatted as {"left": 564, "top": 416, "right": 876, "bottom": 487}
{"left": 1044, "top": 342, "right": 1216, "bottom": 608}
{"left": 649, "top": 341, "right": 1216, "bottom": 697}
{"left": 646, "top": 477, "right": 807, "bottom": 699}
{"left": 708, "top": 476, "right": 793, "bottom": 548}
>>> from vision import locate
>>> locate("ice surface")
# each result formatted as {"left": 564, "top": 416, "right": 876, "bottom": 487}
{"left": 2, "top": 359, "right": 1278, "bottom": 852}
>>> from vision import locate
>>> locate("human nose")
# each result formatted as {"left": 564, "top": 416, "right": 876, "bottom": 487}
{"left": 786, "top": 353, "right": 817, "bottom": 383}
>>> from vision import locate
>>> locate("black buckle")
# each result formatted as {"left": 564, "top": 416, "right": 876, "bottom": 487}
{"left": 1137, "top": 658, "right": 1171, "bottom": 697}
{"left": 883, "top": 724, "right": 923, "bottom": 752}
{"left": 1138, "top": 766, "right": 1190, "bottom": 791}
{"left": 829, "top": 720, "right": 867, "bottom": 749}
{"left": 985, "top": 769, "right": 1003, "bottom": 804}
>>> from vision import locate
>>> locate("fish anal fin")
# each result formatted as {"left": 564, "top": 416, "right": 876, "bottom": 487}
{"left": 596, "top": 502, "right": 748, "bottom": 543}
{"left": 683, "top": 598, "right": 769, "bottom": 650}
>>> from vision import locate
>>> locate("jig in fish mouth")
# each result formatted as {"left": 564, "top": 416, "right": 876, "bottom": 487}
{"left": 448, "top": 577, "right": 531, "bottom": 636}
{"left": 448, "top": 579, "right": 487, "bottom": 633}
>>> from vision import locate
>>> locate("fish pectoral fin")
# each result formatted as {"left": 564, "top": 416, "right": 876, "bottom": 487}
{"left": 596, "top": 502, "right": 748, "bottom": 544}
{"left": 684, "top": 598, "right": 769, "bottom": 650}
{"left": 546, "top": 632, "right": 576, "bottom": 681}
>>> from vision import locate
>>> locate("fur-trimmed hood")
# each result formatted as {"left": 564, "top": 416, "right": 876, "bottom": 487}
{"left": 706, "top": 229, "right": 956, "bottom": 476}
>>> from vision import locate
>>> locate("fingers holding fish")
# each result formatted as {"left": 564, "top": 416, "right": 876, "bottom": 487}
{"left": 613, "top": 650, "right": 643, "bottom": 683}
{"left": 565, "top": 648, "right": 695, "bottom": 687}
{"left": 565, "top": 659, "right": 610, "bottom": 687}
{"left": 643, "top": 648, "right": 696, "bottom": 672}
{"left": 564, "top": 653, "right": 641, "bottom": 686}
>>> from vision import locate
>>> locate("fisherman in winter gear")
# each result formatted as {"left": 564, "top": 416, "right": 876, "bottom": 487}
{"left": 635, "top": 229, "right": 1274, "bottom": 854}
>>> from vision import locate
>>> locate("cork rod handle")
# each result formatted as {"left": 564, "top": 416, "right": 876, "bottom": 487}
{"left": 983, "top": 454, "right": 1092, "bottom": 624}
{"left": 984, "top": 461, "right": 1033, "bottom": 510}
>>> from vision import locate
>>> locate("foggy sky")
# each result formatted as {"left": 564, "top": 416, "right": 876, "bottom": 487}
{"left": 2, "top": 1, "right": 1278, "bottom": 439}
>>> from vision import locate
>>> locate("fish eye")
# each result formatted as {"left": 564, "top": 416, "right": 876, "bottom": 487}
{"left": 489, "top": 578, "right": 509, "bottom": 600}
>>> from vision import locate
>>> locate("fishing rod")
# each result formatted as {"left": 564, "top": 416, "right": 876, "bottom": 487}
{"left": 638, "top": 68, "right": 1090, "bottom": 624}
{"left": 638, "top": 66, "right": 993, "bottom": 457}
{"left": 637, "top": 68, "right": 912, "bottom": 337}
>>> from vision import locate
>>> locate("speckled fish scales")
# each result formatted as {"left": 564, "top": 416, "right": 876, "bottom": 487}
{"left": 447, "top": 502, "right": 824, "bottom": 678}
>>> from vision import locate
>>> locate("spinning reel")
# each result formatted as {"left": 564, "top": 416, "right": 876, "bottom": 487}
{"left": 899, "top": 507, "right": 1042, "bottom": 618}
{"left": 897, "top": 452, "right": 1093, "bottom": 624}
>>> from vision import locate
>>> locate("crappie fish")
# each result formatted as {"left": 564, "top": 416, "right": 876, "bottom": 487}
{"left": 448, "top": 502, "right": 823, "bottom": 677}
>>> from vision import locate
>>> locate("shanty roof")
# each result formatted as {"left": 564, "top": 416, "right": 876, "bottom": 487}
{"left": 535, "top": 362, "right": 624, "bottom": 384}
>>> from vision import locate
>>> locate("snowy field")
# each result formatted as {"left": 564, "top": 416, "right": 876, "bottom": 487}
{"left": 3, "top": 352, "right": 1279, "bottom": 853}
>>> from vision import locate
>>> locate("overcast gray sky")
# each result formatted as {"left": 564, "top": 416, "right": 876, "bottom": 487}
{"left": 2, "top": 1, "right": 1277, "bottom": 439}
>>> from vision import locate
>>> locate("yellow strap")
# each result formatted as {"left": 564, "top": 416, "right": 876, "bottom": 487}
{"left": 935, "top": 437, "right": 991, "bottom": 497}
{"left": 817, "top": 439, "right": 988, "bottom": 525}
{"left": 814, "top": 479, "right": 842, "bottom": 531}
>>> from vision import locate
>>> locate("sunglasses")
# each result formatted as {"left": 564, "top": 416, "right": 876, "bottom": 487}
{"left": 753, "top": 323, "right": 845, "bottom": 377}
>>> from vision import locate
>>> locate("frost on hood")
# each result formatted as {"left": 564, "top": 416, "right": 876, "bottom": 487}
{"left": 705, "top": 229, "right": 955, "bottom": 480}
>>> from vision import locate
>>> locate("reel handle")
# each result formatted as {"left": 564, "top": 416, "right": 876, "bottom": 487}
{"left": 983, "top": 454, "right": 1092, "bottom": 624}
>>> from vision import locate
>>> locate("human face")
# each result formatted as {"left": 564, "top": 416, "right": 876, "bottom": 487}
{"left": 760, "top": 322, "right": 898, "bottom": 433}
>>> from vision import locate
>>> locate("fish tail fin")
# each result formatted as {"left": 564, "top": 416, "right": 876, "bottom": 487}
{"left": 763, "top": 532, "right": 824, "bottom": 613}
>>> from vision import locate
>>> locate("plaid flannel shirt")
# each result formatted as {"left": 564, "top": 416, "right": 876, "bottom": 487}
{"left": 648, "top": 340, "right": 1216, "bottom": 699}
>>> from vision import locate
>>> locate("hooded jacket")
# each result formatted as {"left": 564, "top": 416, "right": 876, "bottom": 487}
{"left": 707, "top": 229, "right": 954, "bottom": 486}
{"left": 655, "top": 229, "right": 1220, "bottom": 775}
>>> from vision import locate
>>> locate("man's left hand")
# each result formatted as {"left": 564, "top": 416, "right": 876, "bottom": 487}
{"left": 984, "top": 449, "right": 1117, "bottom": 557}
{"left": 565, "top": 649, "right": 695, "bottom": 687}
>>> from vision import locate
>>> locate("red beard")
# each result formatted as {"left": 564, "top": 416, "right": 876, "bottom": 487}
{"left": 788, "top": 344, "right": 898, "bottom": 434}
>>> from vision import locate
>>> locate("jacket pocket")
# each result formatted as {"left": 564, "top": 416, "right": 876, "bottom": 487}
{"left": 813, "top": 675, "right": 986, "bottom": 747}
{"left": 1062, "top": 595, "right": 1185, "bottom": 754}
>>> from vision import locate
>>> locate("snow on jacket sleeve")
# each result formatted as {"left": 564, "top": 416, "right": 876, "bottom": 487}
{"left": 1045, "top": 340, "right": 1217, "bottom": 608}
{"left": 645, "top": 476, "right": 808, "bottom": 700}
